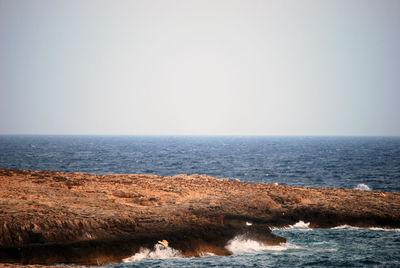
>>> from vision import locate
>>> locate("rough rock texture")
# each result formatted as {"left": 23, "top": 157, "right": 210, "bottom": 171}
{"left": 0, "top": 169, "right": 399, "bottom": 265}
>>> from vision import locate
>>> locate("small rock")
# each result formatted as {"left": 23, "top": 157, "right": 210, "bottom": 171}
{"left": 158, "top": 239, "right": 169, "bottom": 247}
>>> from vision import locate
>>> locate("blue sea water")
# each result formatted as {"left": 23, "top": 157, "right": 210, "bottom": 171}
{"left": 1, "top": 135, "right": 399, "bottom": 267}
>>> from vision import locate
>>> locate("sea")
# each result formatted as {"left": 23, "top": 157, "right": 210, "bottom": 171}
{"left": 1, "top": 135, "right": 399, "bottom": 267}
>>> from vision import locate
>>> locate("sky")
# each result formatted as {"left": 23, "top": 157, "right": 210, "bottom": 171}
{"left": 0, "top": 0, "right": 399, "bottom": 136}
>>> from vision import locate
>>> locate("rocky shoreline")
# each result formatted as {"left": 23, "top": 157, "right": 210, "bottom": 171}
{"left": 1, "top": 169, "right": 399, "bottom": 265}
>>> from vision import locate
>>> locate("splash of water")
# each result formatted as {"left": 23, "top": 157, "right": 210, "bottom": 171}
{"left": 123, "top": 244, "right": 183, "bottom": 262}
{"left": 289, "top": 220, "right": 311, "bottom": 229}
{"left": 270, "top": 220, "right": 312, "bottom": 231}
{"left": 354, "top": 183, "right": 371, "bottom": 191}
{"left": 331, "top": 225, "right": 356, "bottom": 230}
{"left": 225, "top": 236, "right": 298, "bottom": 254}
{"left": 368, "top": 227, "right": 400, "bottom": 232}
{"left": 332, "top": 225, "right": 400, "bottom": 232}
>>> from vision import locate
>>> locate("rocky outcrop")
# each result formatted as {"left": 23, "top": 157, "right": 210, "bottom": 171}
{"left": 0, "top": 169, "right": 399, "bottom": 264}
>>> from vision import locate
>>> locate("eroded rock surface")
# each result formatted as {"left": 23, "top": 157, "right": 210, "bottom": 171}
{"left": 0, "top": 169, "right": 399, "bottom": 264}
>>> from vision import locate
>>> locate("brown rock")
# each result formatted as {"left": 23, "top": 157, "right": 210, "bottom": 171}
{"left": 0, "top": 169, "right": 399, "bottom": 265}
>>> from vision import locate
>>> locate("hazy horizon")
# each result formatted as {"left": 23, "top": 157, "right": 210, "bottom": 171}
{"left": 1, "top": 134, "right": 399, "bottom": 138}
{"left": 1, "top": 0, "right": 399, "bottom": 136}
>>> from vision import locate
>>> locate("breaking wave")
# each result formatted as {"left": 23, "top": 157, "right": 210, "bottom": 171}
{"left": 226, "top": 236, "right": 299, "bottom": 254}
{"left": 332, "top": 225, "right": 400, "bottom": 232}
{"left": 354, "top": 183, "right": 371, "bottom": 191}
{"left": 289, "top": 220, "right": 310, "bottom": 229}
{"left": 331, "top": 225, "right": 355, "bottom": 230}
{"left": 271, "top": 220, "right": 311, "bottom": 231}
{"left": 123, "top": 244, "right": 183, "bottom": 262}
{"left": 123, "top": 237, "right": 300, "bottom": 262}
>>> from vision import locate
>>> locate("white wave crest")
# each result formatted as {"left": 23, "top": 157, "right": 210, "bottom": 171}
{"left": 368, "top": 227, "right": 400, "bottom": 232}
{"left": 199, "top": 252, "right": 216, "bottom": 257}
{"left": 331, "top": 225, "right": 400, "bottom": 232}
{"left": 123, "top": 244, "right": 183, "bottom": 262}
{"left": 270, "top": 220, "right": 311, "bottom": 231}
{"left": 354, "top": 183, "right": 371, "bottom": 191}
{"left": 331, "top": 225, "right": 357, "bottom": 230}
{"left": 225, "top": 236, "right": 298, "bottom": 254}
{"left": 289, "top": 220, "right": 310, "bottom": 229}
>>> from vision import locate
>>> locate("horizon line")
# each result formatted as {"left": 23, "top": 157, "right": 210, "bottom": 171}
{"left": 1, "top": 133, "right": 399, "bottom": 138}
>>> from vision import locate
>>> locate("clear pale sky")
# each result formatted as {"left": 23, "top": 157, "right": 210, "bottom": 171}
{"left": 1, "top": 0, "right": 399, "bottom": 136}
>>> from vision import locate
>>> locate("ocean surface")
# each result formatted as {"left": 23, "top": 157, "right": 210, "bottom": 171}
{"left": 1, "top": 135, "right": 399, "bottom": 267}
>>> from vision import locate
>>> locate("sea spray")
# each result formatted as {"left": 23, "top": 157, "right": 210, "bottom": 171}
{"left": 331, "top": 225, "right": 356, "bottom": 230}
{"left": 289, "top": 220, "right": 310, "bottom": 229}
{"left": 225, "top": 236, "right": 299, "bottom": 254}
{"left": 123, "top": 244, "right": 183, "bottom": 262}
{"left": 332, "top": 225, "right": 400, "bottom": 232}
{"left": 271, "top": 220, "right": 311, "bottom": 230}
{"left": 354, "top": 184, "right": 371, "bottom": 191}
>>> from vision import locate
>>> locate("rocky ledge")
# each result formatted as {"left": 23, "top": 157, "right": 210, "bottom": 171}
{"left": 0, "top": 169, "right": 399, "bottom": 265}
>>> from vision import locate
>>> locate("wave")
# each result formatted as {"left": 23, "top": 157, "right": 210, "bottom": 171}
{"left": 271, "top": 220, "right": 311, "bottom": 231}
{"left": 332, "top": 225, "right": 400, "bottom": 232}
{"left": 226, "top": 236, "right": 299, "bottom": 254}
{"left": 271, "top": 222, "right": 399, "bottom": 232}
{"left": 123, "top": 244, "right": 183, "bottom": 262}
{"left": 368, "top": 227, "right": 400, "bottom": 232}
{"left": 331, "top": 225, "right": 355, "bottom": 230}
{"left": 354, "top": 183, "right": 371, "bottom": 191}
{"left": 123, "top": 236, "right": 301, "bottom": 262}
{"left": 289, "top": 220, "right": 310, "bottom": 228}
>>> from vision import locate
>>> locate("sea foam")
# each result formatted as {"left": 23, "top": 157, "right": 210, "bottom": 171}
{"left": 289, "top": 220, "right": 311, "bottom": 229}
{"left": 225, "top": 236, "right": 299, "bottom": 254}
{"left": 123, "top": 244, "right": 183, "bottom": 262}
{"left": 331, "top": 225, "right": 355, "bottom": 230}
{"left": 354, "top": 183, "right": 371, "bottom": 191}
{"left": 123, "top": 238, "right": 297, "bottom": 262}
{"left": 332, "top": 225, "right": 400, "bottom": 232}
{"left": 270, "top": 220, "right": 312, "bottom": 231}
